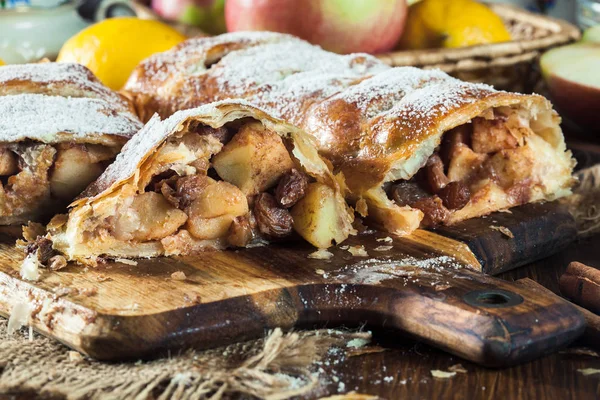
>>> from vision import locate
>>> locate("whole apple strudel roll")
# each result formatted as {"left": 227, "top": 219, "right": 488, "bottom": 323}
{"left": 40, "top": 101, "right": 354, "bottom": 263}
{"left": 123, "top": 32, "right": 576, "bottom": 236}
{"left": 0, "top": 62, "right": 142, "bottom": 224}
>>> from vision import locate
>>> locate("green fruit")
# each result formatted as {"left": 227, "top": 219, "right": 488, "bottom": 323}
{"left": 582, "top": 25, "right": 600, "bottom": 44}
{"left": 179, "top": 0, "right": 226, "bottom": 35}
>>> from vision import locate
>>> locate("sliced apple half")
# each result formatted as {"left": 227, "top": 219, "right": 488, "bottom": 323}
{"left": 583, "top": 25, "right": 600, "bottom": 44}
{"left": 540, "top": 43, "right": 600, "bottom": 130}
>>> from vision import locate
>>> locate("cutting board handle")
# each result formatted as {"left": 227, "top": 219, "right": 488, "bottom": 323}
{"left": 275, "top": 274, "right": 585, "bottom": 367}
{"left": 72, "top": 268, "right": 586, "bottom": 365}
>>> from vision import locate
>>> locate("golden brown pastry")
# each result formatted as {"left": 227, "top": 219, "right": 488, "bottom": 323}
{"left": 40, "top": 101, "right": 354, "bottom": 264}
{"left": 0, "top": 62, "right": 142, "bottom": 224}
{"left": 124, "top": 32, "right": 575, "bottom": 235}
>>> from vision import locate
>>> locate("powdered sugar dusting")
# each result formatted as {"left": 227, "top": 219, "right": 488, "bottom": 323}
{"left": 0, "top": 63, "right": 124, "bottom": 104}
{"left": 0, "top": 94, "right": 141, "bottom": 143}
{"left": 138, "top": 31, "right": 292, "bottom": 87}
{"left": 332, "top": 255, "right": 463, "bottom": 285}
{"left": 211, "top": 39, "right": 387, "bottom": 121}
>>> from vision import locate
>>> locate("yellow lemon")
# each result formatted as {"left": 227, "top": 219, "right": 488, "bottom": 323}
{"left": 0, "top": 58, "right": 5, "bottom": 66}
{"left": 57, "top": 18, "right": 186, "bottom": 90}
{"left": 399, "top": 0, "right": 511, "bottom": 50}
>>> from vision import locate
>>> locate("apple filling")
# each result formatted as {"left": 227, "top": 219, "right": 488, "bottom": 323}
{"left": 57, "top": 120, "right": 349, "bottom": 257}
{"left": 0, "top": 142, "right": 117, "bottom": 224}
{"left": 389, "top": 106, "right": 567, "bottom": 227}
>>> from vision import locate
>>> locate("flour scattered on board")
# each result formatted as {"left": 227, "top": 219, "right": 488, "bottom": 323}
{"left": 331, "top": 255, "right": 462, "bottom": 285}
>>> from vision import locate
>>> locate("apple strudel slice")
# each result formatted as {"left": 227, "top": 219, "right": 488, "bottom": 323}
{"left": 0, "top": 62, "right": 142, "bottom": 224}
{"left": 36, "top": 101, "right": 354, "bottom": 264}
{"left": 123, "top": 32, "right": 576, "bottom": 236}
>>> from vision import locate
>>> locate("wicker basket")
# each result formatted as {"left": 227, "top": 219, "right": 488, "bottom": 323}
{"left": 377, "top": 3, "right": 581, "bottom": 92}
{"left": 133, "top": 2, "right": 580, "bottom": 93}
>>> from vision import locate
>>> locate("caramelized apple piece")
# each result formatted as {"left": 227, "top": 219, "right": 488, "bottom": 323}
{"left": 447, "top": 144, "right": 488, "bottom": 183}
{"left": 482, "top": 146, "right": 534, "bottom": 189}
{"left": 472, "top": 117, "right": 519, "bottom": 154}
{"left": 113, "top": 192, "right": 188, "bottom": 241}
{"left": 50, "top": 144, "right": 113, "bottom": 199}
{"left": 0, "top": 148, "right": 18, "bottom": 176}
{"left": 290, "top": 182, "right": 347, "bottom": 248}
{"left": 212, "top": 122, "right": 295, "bottom": 196}
{"left": 185, "top": 179, "right": 249, "bottom": 239}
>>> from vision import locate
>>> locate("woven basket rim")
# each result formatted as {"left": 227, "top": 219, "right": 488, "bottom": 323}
{"left": 377, "top": 3, "right": 581, "bottom": 66}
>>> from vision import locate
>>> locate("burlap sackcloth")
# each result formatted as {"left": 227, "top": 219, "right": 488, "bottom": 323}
{"left": 562, "top": 164, "right": 600, "bottom": 237}
{"left": 0, "top": 317, "right": 372, "bottom": 400}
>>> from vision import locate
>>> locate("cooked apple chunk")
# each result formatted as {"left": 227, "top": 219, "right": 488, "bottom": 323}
{"left": 290, "top": 182, "right": 348, "bottom": 248}
{"left": 50, "top": 144, "right": 116, "bottom": 200}
{"left": 185, "top": 178, "right": 249, "bottom": 239}
{"left": 113, "top": 192, "right": 188, "bottom": 242}
{"left": 0, "top": 147, "right": 18, "bottom": 176}
{"left": 212, "top": 122, "right": 295, "bottom": 196}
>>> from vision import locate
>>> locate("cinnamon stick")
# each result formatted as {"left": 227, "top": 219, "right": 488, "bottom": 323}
{"left": 559, "top": 262, "right": 600, "bottom": 315}
{"left": 515, "top": 278, "right": 600, "bottom": 347}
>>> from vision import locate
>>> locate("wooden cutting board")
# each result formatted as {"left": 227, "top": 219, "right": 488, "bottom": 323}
{"left": 0, "top": 202, "right": 584, "bottom": 366}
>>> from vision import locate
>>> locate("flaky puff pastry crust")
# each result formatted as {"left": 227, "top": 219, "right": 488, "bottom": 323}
{"left": 49, "top": 101, "right": 355, "bottom": 262}
{"left": 124, "top": 32, "right": 575, "bottom": 235}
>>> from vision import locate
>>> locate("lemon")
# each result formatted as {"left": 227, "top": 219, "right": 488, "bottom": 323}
{"left": 57, "top": 18, "right": 186, "bottom": 90}
{"left": 399, "top": 0, "right": 511, "bottom": 50}
{"left": 0, "top": 58, "right": 4, "bottom": 66}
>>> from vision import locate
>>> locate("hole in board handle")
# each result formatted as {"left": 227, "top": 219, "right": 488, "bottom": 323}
{"left": 463, "top": 289, "right": 524, "bottom": 308}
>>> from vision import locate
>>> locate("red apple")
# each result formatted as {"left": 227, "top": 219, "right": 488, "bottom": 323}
{"left": 541, "top": 43, "right": 600, "bottom": 130}
{"left": 225, "top": 0, "right": 407, "bottom": 54}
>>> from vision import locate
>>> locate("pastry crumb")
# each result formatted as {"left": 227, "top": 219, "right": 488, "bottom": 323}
{"left": 115, "top": 258, "right": 138, "bottom": 266}
{"left": 171, "top": 271, "right": 187, "bottom": 281}
{"left": 315, "top": 268, "right": 326, "bottom": 275}
{"left": 431, "top": 370, "right": 456, "bottom": 379}
{"left": 578, "top": 368, "right": 600, "bottom": 376}
{"left": 53, "top": 286, "right": 73, "bottom": 298}
{"left": 490, "top": 225, "right": 514, "bottom": 238}
{"left": 374, "top": 245, "right": 393, "bottom": 252}
{"left": 355, "top": 198, "right": 368, "bottom": 217}
{"left": 376, "top": 236, "right": 393, "bottom": 243}
{"left": 68, "top": 351, "right": 84, "bottom": 363}
{"left": 78, "top": 287, "right": 97, "bottom": 297}
{"left": 308, "top": 249, "right": 333, "bottom": 260}
{"left": 347, "top": 245, "right": 368, "bottom": 257}
{"left": 497, "top": 209, "right": 513, "bottom": 214}
{"left": 48, "top": 255, "right": 67, "bottom": 271}
{"left": 96, "top": 274, "right": 112, "bottom": 282}
{"left": 448, "top": 364, "right": 467, "bottom": 373}
{"left": 183, "top": 293, "right": 202, "bottom": 304}
{"left": 20, "top": 254, "right": 41, "bottom": 281}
